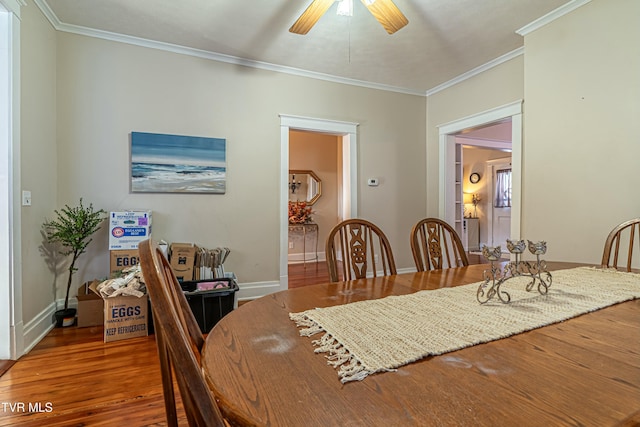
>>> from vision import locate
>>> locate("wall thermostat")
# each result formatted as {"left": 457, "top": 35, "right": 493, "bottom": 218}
{"left": 367, "top": 178, "right": 379, "bottom": 186}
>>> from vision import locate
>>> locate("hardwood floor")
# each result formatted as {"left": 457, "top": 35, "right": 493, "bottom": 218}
{"left": 0, "top": 326, "right": 183, "bottom": 426}
{"left": 287, "top": 261, "right": 331, "bottom": 288}
{"left": 0, "top": 360, "right": 14, "bottom": 378}
{"left": 0, "top": 255, "right": 497, "bottom": 425}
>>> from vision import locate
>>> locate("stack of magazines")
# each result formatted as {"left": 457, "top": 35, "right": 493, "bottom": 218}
{"left": 194, "top": 246, "right": 231, "bottom": 280}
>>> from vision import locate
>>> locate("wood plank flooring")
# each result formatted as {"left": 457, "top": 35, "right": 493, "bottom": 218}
{"left": 287, "top": 261, "right": 331, "bottom": 288}
{"left": 0, "top": 361, "right": 13, "bottom": 378}
{"left": 0, "top": 326, "right": 183, "bottom": 426}
{"left": 0, "top": 254, "right": 494, "bottom": 425}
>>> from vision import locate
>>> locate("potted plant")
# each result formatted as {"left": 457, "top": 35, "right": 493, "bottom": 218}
{"left": 44, "top": 198, "right": 106, "bottom": 327}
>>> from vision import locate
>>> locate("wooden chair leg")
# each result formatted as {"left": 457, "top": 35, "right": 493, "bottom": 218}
{"left": 155, "top": 323, "right": 178, "bottom": 427}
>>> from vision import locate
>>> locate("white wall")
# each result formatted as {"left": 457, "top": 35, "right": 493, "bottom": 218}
{"left": 51, "top": 32, "right": 426, "bottom": 297}
{"left": 20, "top": 0, "right": 58, "bottom": 344}
{"left": 522, "top": 0, "right": 640, "bottom": 265}
{"left": 17, "top": 2, "right": 426, "bottom": 345}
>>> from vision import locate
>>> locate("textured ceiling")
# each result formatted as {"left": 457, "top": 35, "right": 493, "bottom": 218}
{"left": 41, "top": 0, "right": 571, "bottom": 94}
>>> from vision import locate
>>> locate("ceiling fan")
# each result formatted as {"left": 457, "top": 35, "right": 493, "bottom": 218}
{"left": 290, "top": 0, "right": 408, "bottom": 35}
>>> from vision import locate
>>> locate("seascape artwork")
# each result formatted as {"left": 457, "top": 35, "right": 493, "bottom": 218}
{"left": 131, "top": 132, "right": 226, "bottom": 193}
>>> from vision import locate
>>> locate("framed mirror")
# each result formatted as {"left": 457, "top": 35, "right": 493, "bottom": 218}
{"left": 289, "top": 170, "right": 322, "bottom": 205}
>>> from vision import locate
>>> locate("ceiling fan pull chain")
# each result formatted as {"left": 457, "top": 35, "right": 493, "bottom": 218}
{"left": 348, "top": 15, "right": 352, "bottom": 63}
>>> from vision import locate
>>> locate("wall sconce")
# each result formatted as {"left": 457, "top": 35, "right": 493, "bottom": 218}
{"left": 289, "top": 174, "right": 301, "bottom": 194}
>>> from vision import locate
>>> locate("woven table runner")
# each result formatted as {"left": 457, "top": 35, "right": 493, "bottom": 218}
{"left": 290, "top": 267, "right": 640, "bottom": 383}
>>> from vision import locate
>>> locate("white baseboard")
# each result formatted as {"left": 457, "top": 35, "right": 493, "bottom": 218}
{"left": 397, "top": 267, "right": 418, "bottom": 275}
{"left": 288, "top": 252, "right": 326, "bottom": 264}
{"left": 236, "top": 280, "right": 282, "bottom": 302}
{"left": 22, "top": 301, "right": 57, "bottom": 356}
{"left": 20, "top": 275, "right": 332, "bottom": 354}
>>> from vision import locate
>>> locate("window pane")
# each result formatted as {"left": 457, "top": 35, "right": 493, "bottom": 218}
{"left": 494, "top": 169, "right": 512, "bottom": 208}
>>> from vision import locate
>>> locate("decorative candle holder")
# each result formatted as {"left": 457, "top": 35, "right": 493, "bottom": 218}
{"left": 477, "top": 239, "right": 553, "bottom": 304}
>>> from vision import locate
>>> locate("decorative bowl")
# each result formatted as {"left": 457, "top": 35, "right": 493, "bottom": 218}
{"left": 506, "top": 239, "right": 525, "bottom": 254}
{"left": 527, "top": 240, "right": 547, "bottom": 255}
{"left": 482, "top": 245, "right": 502, "bottom": 261}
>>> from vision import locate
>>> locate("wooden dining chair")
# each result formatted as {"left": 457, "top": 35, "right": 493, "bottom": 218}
{"left": 139, "top": 239, "right": 226, "bottom": 427}
{"left": 601, "top": 218, "right": 640, "bottom": 272}
{"left": 325, "top": 218, "right": 397, "bottom": 282}
{"left": 410, "top": 218, "right": 469, "bottom": 271}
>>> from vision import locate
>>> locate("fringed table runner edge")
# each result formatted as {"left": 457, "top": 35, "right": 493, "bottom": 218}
{"left": 290, "top": 267, "right": 640, "bottom": 383}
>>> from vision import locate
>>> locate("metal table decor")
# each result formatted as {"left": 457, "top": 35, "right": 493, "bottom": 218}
{"left": 477, "top": 239, "right": 553, "bottom": 304}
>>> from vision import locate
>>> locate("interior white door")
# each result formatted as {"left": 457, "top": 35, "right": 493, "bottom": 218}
{"left": 491, "top": 161, "right": 512, "bottom": 248}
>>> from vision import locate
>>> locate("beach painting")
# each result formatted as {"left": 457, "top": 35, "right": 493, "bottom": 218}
{"left": 131, "top": 132, "right": 226, "bottom": 194}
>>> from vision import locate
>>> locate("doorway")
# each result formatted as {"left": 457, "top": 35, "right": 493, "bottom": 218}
{"left": 438, "top": 101, "right": 522, "bottom": 247}
{"left": 458, "top": 129, "right": 512, "bottom": 249}
{"left": 288, "top": 130, "right": 339, "bottom": 287}
{"left": 279, "top": 115, "right": 358, "bottom": 290}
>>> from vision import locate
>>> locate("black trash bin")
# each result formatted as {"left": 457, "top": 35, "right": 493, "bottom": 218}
{"left": 179, "top": 278, "right": 239, "bottom": 333}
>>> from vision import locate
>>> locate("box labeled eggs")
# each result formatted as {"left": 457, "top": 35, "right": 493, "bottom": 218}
{"left": 108, "top": 211, "right": 152, "bottom": 250}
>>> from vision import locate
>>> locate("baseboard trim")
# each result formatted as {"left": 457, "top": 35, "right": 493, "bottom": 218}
{"left": 397, "top": 267, "right": 417, "bottom": 275}
{"left": 236, "top": 280, "right": 282, "bottom": 302}
{"left": 22, "top": 302, "right": 57, "bottom": 355}
{"left": 288, "top": 252, "right": 326, "bottom": 264}
{"left": 21, "top": 278, "right": 316, "bottom": 352}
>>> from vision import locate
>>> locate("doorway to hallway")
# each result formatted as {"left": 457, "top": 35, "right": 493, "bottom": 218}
{"left": 438, "top": 100, "right": 522, "bottom": 250}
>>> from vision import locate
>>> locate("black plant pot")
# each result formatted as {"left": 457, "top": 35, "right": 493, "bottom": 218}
{"left": 54, "top": 308, "right": 77, "bottom": 328}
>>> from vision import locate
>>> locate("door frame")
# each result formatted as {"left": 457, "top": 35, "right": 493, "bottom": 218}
{"left": 279, "top": 115, "right": 358, "bottom": 290}
{"left": 438, "top": 100, "right": 523, "bottom": 245}
{"left": 0, "top": 0, "right": 23, "bottom": 360}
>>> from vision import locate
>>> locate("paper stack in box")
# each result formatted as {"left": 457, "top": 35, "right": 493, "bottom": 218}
{"left": 194, "top": 246, "right": 231, "bottom": 280}
{"left": 90, "top": 266, "right": 149, "bottom": 342}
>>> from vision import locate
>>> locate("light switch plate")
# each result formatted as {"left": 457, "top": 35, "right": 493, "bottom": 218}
{"left": 22, "top": 190, "right": 32, "bottom": 206}
{"left": 367, "top": 178, "right": 379, "bottom": 186}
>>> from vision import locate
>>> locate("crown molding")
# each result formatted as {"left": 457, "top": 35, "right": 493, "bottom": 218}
{"left": 516, "top": 0, "right": 592, "bottom": 36}
{"left": 35, "top": 0, "right": 589, "bottom": 98}
{"left": 34, "top": 0, "right": 425, "bottom": 97}
{"left": 426, "top": 47, "right": 524, "bottom": 97}
{"left": 426, "top": 0, "right": 593, "bottom": 97}
{"left": 0, "top": 0, "right": 26, "bottom": 16}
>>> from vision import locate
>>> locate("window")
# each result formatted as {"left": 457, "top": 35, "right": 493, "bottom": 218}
{"left": 494, "top": 168, "right": 512, "bottom": 208}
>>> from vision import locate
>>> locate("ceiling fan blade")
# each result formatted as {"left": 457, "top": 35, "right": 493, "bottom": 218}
{"left": 360, "top": 0, "right": 408, "bottom": 35}
{"left": 290, "top": 0, "right": 337, "bottom": 35}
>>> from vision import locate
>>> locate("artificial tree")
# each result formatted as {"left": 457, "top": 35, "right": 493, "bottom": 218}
{"left": 44, "top": 198, "right": 106, "bottom": 325}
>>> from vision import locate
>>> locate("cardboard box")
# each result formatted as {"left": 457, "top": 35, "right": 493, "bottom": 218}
{"left": 108, "top": 211, "right": 152, "bottom": 250}
{"left": 89, "top": 281, "right": 149, "bottom": 342}
{"left": 110, "top": 249, "right": 140, "bottom": 278}
{"left": 77, "top": 281, "right": 104, "bottom": 328}
{"left": 170, "top": 243, "right": 197, "bottom": 281}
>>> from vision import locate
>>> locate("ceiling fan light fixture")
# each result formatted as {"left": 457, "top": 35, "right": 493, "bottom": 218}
{"left": 290, "top": 0, "right": 407, "bottom": 35}
{"left": 337, "top": 0, "right": 353, "bottom": 17}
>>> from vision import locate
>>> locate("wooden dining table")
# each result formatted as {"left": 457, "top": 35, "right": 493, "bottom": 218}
{"left": 201, "top": 262, "right": 640, "bottom": 426}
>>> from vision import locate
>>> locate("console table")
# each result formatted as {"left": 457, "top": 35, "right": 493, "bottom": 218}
{"left": 288, "top": 222, "right": 319, "bottom": 266}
